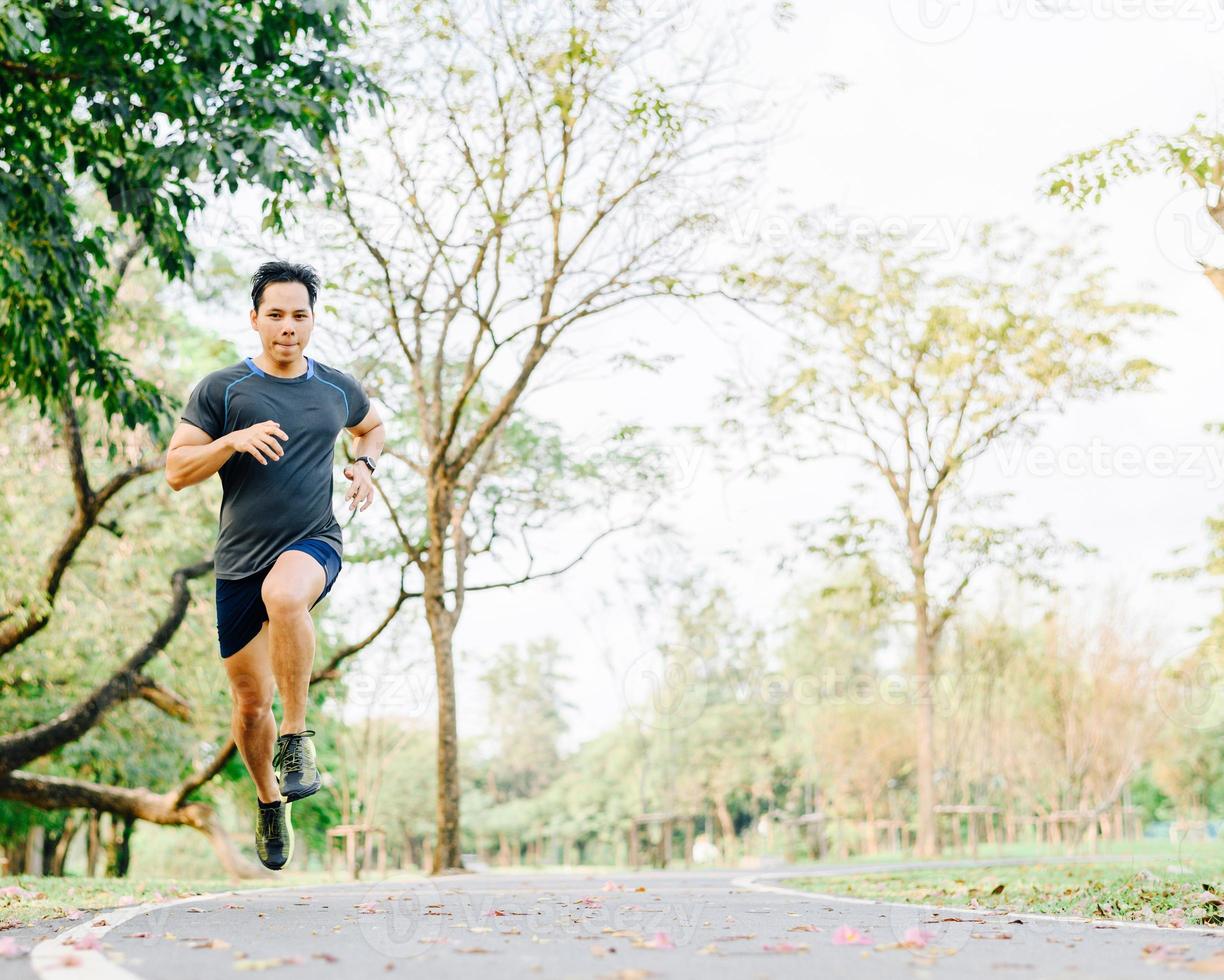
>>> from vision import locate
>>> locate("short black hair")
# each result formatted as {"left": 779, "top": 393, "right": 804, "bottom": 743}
{"left": 251, "top": 260, "right": 321, "bottom": 312}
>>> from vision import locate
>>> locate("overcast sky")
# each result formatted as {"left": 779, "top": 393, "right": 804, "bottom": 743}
{"left": 186, "top": 0, "right": 1224, "bottom": 751}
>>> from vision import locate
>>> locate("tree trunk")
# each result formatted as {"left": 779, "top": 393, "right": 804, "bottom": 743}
{"left": 423, "top": 488, "right": 463, "bottom": 874}
{"left": 714, "top": 794, "right": 736, "bottom": 860}
{"left": 913, "top": 609, "right": 937, "bottom": 857}
{"left": 25, "top": 825, "right": 45, "bottom": 876}
{"left": 107, "top": 814, "right": 136, "bottom": 877}
{"left": 425, "top": 598, "right": 461, "bottom": 872}
{"left": 86, "top": 810, "right": 102, "bottom": 877}
{"left": 49, "top": 815, "right": 77, "bottom": 876}
{"left": 909, "top": 537, "right": 939, "bottom": 858}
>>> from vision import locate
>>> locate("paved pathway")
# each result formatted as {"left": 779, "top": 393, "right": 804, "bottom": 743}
{"left": 3, "top": 863, "right": 1222, "bottom": 978}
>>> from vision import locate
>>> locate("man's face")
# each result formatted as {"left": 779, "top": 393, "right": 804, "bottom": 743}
{"left": 250, "top": 281, "right": 314, "bottom": 364}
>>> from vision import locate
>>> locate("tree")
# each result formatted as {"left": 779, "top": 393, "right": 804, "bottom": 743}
{"left": 0, "top": 0, "right": 375, "bottom": 434}
{"left": 269, "top": 0, "right": 746, "bottom": 871}
{"left": 723, "top": 221, "right": 1164, "bottom": 855}
{"left": 1042, "top": 114, "right": 1224, "bottom": 301}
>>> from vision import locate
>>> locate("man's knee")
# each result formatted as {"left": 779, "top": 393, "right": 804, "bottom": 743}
{"left": 261, "top": 577, "right": 309, "bottom": 620}
{"left": 230, "top": 677, "right": 274, "bottom": 721}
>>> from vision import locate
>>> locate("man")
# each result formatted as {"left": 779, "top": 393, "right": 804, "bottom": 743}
{"left": 165, "top": 260, "right": 384, "bottom": 870}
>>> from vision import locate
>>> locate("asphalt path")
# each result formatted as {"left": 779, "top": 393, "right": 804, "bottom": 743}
{"left": 2, "top": 861, "right": 1222, "bottom": 978}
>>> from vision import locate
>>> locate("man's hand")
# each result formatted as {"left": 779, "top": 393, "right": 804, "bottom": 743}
{"left": 229, "top": 420, "right": 288, "bottom": 465}
{"left": 342, "top": 460, "right": 375, "bottom": 513}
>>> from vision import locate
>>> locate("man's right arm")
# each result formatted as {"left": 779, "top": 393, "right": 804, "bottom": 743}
{"left": 165, "top": 423, "right": 238, "bottom": 491}
{"left": 166, "top": 419, "right": 289, "bottom": 491}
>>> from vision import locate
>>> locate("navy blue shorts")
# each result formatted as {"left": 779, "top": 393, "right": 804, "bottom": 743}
{"left": 215, "top": 538, "right": 342, "bottom": 659}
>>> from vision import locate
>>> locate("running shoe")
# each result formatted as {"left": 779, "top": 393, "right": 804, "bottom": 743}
{"left": 255, "top": 800, "right": 293, "bottom": 871}
{"left": 274, "top": 729, "right": 321, "bottom": 802}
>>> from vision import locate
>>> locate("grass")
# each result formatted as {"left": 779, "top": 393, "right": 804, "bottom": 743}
{"left": 783, "top": 854, "right": 1224, "bottom": 927}
{"left": 0, "top": 873, "right": 334, "bottom": 929}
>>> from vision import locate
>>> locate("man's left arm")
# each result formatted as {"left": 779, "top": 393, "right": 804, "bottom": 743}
{"left": 342, "top": 405, "right": 385, "bottom": 513}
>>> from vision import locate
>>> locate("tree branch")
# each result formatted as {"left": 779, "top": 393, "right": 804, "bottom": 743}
{"left": 0, "top": 558, "right": 214, "bottom": 776}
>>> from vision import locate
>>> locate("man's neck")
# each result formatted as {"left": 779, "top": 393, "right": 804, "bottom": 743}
{"left": 253, "top": 352, "right": 308, "bottom": 379}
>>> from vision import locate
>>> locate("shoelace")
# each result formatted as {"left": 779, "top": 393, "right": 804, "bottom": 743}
{"left": 260, "top": 806, "right": 284, "bottom": 841}
{"left": 274, "top": 730, "right": 316, "bottom": 775}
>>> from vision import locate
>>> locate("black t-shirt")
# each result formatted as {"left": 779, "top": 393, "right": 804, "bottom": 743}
{"left": 180, "top": 356, "right": 371, "bottom": 579}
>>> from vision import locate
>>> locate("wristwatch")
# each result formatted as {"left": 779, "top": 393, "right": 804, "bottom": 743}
{"left": 354, "top": 455, "right": 377, "bottom": 475}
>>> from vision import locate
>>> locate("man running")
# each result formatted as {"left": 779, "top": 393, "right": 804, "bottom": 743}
{"left": 165, "top": 261, "right": 384, "bottom": 870}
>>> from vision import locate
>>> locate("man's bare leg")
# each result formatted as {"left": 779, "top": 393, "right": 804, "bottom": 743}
{"left": 261, "top": 550, "right": 326, "bottom": 736}
{"left": 222, "top": 621, "right": 281, "bottom": 804}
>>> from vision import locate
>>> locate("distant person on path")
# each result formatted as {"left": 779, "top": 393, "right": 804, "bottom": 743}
{"left": 165, "top": 261, "right": 384, "bottom": 870}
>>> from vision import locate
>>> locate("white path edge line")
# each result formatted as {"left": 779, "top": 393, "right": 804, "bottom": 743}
{"left": 733, "top": 871, "right": 1224, "bottom": 939}
{"left": 30, "top": 887, "right": 242, "bottom": 980}
{"left": 29, "top": 874, "right": 432, "bottom": 980}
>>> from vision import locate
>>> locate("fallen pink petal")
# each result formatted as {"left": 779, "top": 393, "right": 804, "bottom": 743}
{"left": 903, "top": 927, "right": 936, "bottom": 948}
{"left": 0, "top": 886, "right": 37, "bottom": 900}
{"left": 832, "top": 925, "right": 873, "bottom": 946}
{"left": 0, "top": 937, "right": 27, "bottom": 958}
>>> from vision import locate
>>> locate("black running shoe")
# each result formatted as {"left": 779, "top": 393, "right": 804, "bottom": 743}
{"left": 255, "top": 800, "right": 293, "bottom": 871}
{"left": 274, "top": 729, "right": 321, "bottom": 802}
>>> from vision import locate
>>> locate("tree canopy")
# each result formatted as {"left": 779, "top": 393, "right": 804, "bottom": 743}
{"left": 0, "top": 0, "right": 376, "bottom": 436}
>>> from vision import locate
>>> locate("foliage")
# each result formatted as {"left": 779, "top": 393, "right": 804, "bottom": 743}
{"left": 0, "top": 0, "right": 376, "bottom": 436}
{"left": 0, "top": 256, "right": 233, "bottom": 836}
{"left": 724, "top": 219, "right": 1166, "bottom": 641}
{"left": 1042, "top": 114, "right": 1224, "bottom": 209}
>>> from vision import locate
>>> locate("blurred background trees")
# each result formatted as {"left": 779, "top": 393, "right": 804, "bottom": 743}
{"left": 3, "top": 0, "right": 1223, "bottom": 884}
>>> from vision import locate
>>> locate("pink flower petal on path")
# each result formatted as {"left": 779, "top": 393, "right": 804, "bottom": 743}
{"left": 832, "top": 925, "right": 872, "bottom": 946}
{"left": 902, "top": 927, "right": 935, "bottom": 949}
{"left": 0, "top": 937, "right": 27, "bottom": 958}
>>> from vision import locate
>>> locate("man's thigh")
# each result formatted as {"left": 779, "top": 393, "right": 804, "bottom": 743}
{"left": 261, "top": 549, "right": 327, "bottom": 614}
{"left": 223, "top": 619, "right": 274, "bottom": 707}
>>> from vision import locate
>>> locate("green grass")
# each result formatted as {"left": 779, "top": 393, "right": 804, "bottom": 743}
{"left": 783, "top": 855, "right": 1224, "bottom": 927}
{"left": 0, "top": 873, "right": 333, "bottom": 929}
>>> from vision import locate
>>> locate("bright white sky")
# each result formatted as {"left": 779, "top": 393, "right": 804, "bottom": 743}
{"left": 187, "top": 1, "right": 1224, "bottom": 752}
